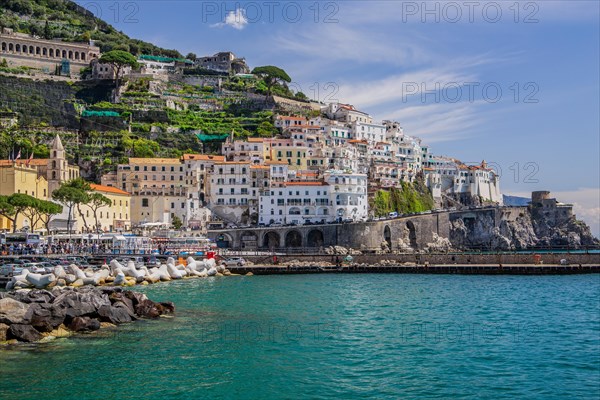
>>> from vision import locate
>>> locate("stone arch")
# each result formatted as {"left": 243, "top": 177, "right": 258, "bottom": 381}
{"left": 384, "top": 225, "right": 392, "bottom": 250}
{"left": 215, "top": 232, "right": 233, "bottom": 248}
{"left": 74, "top": 51, "right": 79, "bottom": 60}
{"left": 1, "top": 42, "right": 5, "bottom": 51}
{"left": 15, "top": 44, "right": 20, "bottom": 52}
{"left": 49, "top": 48, "right": 54, "bottom": 57}
{"left": 68, "top": 50, "right": 73, "bottom": 59}
{"left": 263, "top": 231, "right": 280, "bottom": 249}
{"left": 307, "top": 229, "right": 324, "bottom": 247}
{"left": 406, "top": 221, "right": 418, "bottom": 249}
{"left": 8, "top": 43, "right": 14, "bottom": 51}
{"left": 240, "top": 232, "right": 258, "bottom": 249}
{"left": 285, "top": 230, "right": 303, "bottom": 248}
{"left": 81, "top": 53, "right": 86, "bottom": 61}
{"left": 29, "top": 45, "right": 34, "bottom": 54}
{"left": 62, "top": 50, "right": 67, "bottom": 58}
{"left": 42, "top": 47, "right": 47, "bottom": 56}
{"left": 36, "top": 46, "right": 41, "bottom": 55}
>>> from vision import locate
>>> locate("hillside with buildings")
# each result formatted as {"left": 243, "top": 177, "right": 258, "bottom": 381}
{"left": 0, "top": 1, "right": 596, "bottom": 251}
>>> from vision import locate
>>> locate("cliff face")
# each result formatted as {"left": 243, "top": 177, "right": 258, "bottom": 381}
{"left": 532, "top": 215, "right": 598, "bottom": 248}
{"left": 449, "top": 207, "right": 598, "bottom": 250}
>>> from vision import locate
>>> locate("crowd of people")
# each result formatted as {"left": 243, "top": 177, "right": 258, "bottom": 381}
{"left": 0, "top": 242, "right": 112, "bottom": 256}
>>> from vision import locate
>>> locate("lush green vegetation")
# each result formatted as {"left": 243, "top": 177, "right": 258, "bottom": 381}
{"left": 0, "top": 193, "right": 63, "bottom": 233}
{"left": 370, "top": 178, "right": 435, "bottom": 217}
{"left": 0, "top": 0, "right": 181, "bottom": 56}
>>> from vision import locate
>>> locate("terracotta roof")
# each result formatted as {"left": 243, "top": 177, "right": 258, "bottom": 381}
{"left": 214, "top": 161, "right": 251, "bottom": 165}
{"left": 276, "top": 116, "right": 307, "bottom": 120}
{"left": 266, "top": 161, "right": 289, "bottom": 165}
{"left": 348, "top": 139, "right": 368, "bottom": 144}
{"left": 182, "top": 154, "right": 225, "bottom": 161}
{"left": 286, "top": 181, "right": 328, "bottom": 186}
{"left": 90, "top": 183, "right": 130, "bottom": 196}
{"left": 129, "top": 158, "right": 180, "bottom": 164}
{"left": 247, "top": 138, "right": 264, "bottom": 142}
{"left": 250, "top": 165, "right": 269, "bottom": 169}
{"left": 0, "top": 159, "right": 49, "bottom": 167}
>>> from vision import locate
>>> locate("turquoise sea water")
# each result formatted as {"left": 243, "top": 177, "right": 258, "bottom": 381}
{"left": 1, "top": 274, "right": 599, "bottom": 399}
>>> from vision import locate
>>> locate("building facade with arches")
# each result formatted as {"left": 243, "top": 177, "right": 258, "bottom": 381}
{"left": 0, "top": 29, "right": 100, "bottom": 75}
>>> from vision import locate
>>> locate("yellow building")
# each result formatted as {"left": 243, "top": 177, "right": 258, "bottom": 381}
{"left": 0, "top": 162, "right": 49, "bottom": 231}
{"left": 79, "top": 184, "right": 131, "bottom": 232}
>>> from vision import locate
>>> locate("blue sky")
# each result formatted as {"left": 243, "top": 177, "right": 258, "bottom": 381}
{"left": 78, "top": 1, "right": 599, "bottom": 234}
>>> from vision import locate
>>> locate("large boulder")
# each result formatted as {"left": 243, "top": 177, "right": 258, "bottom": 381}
{"left": 25, "top": 303, "right": 66, "bottom": 332}
{"left": 7, "top": 324, "right": 43, "bottom": 342}
{"left": 124, "top": 290, "right": 148, "bottom": 307}
{"left": 159, "top": 302, "right": 175, "bottom": 314}
{"left": 67, "top": 316, "right": 101, "bottom": 332}
{"left": 53, "top": 288, "right": 110, "bottom": 320}
{"left": 134, "top": 299, "right": 162, "bottom": 319}
{"left": 108, "top": 292, "right": 135, "bottom": 315}
{"left": 97, "top": 304, "right": 133, "bottom": 324}
{"left": 8, "top": 289, "right": 55, "bottom": 304}
{"left": 0, "top": 297, "right": 31, "bottom": 325}
{"left": 0, "top": 322, "right": 9, "bottom": 341}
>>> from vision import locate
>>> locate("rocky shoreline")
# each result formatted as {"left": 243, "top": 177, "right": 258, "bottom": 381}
{"left": 0, "top": 286, "right": 174, "bottom": 344}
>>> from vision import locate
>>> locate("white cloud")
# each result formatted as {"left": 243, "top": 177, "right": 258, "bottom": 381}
{"left": 211, "top": 8, "right": 248, "bottom": 30}
{"left": 381, "top": 102, "right": 485, "bottom": 143}
{"left": 337, "top": 68, "right": 477, "bottom": 109}
{"left": 273, "top": 24, "right": 430, "bottom": 67}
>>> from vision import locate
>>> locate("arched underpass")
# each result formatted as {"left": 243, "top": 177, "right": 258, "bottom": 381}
{"left": 263, "top": 231, "right": 280, "bottom": 249}
{"left": 285, "top": 230, "right": 303, "bottom": 247}
{"left": 306, "top": 229, "right": 324, "bottom": 247}
{"left": 384, "top": 225, "right": 392, "bottom": 250}
{"left": 406, "top": 221, "right": 418, "bottom": 249}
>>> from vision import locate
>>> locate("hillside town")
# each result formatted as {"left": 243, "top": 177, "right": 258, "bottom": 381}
{"left": 0, "top": 28, "right": 502, "bottom": 236}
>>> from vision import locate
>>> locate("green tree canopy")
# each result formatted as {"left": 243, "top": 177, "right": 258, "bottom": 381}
{"left": 99, "top": 50, "right": 139, "bottom": 88}
{"left": 52, "top": 178, "right": 92, "bottom": 234}
{"left": 251, "top": 66, "right": 292, "bottom": 95}
{"left": 3, "top": 193, "right": 39, "bottom": 232}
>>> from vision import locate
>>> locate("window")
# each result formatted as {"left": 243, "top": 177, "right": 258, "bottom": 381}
{"left": 142, "top": 198, "right": 149, "bottom": 207}
{"left": 171, "top": 203, "right": 175, "bottom": 209}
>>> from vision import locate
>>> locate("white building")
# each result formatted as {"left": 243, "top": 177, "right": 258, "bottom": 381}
{"left": 350, "top": 121, "right": 386, "bottom": 144}
{"left": 258, "top": 182, "right": 332, "bottom": 225}
{"left": 324, "top": 171, "right": 369, "bottom": 222}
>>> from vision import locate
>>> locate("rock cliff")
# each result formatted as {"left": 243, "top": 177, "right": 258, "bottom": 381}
{"left": 449, "top": 206, "right": 598, "bottom": 251}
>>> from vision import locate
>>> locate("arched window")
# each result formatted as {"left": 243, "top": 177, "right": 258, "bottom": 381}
{"left": 36, "top": 46, "right": 40, "bottom": 55}
{"left": 52, "top": 160, "right": 56, "bottom": 168}
{"left": 1, "top": 42, "right": 6, "bottom": 52}
{"left": 42, "top": 47, "right": 47, "bottom": 56}
{"left": 81, "top": 53, "right": 86, "bottom": 61}
{"left": 68, "top": 50, "right": 73, "bottom": 59}
{"left": 52, "top": 171, "right": 56, "bottom": 179}
{"left": 8, "top": 43, "right": 14, "bottom": 51}
{"left": 29, "top": 45, "right": 34, "bottom": 54}
{"left": 62, "top": 50, "right": 66, "bottom": 58}
{"left": 15, "top": 44, "right": 20, "bottom": 52}
{"left": 74, "top": 51, "right": 79, "bottom": 60}
{"left": 49, "top": 48, "right": 54, "bottom": 57}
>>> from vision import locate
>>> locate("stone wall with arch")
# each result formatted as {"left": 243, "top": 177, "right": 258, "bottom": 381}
{"left": 0, "top": 31, "right": 100, "bottom": 75}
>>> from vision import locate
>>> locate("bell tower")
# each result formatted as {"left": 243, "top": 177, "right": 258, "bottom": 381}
{"left": 47, "top": 134, "right": 66, "bottom": 195}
